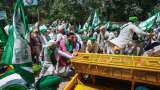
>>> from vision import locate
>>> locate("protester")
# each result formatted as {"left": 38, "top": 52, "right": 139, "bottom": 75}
{"left": 56, "top": 25, "right": 66, "bottom": 43}
{"left": 30, "top": 22, "right": 43, "bottom": 64}
{"left": 1, "top": 2, "right": 160, "bottom": 89}
{"left": 69, "top": 26, "right": 83, "bottom": 51}
{"left": 49, "top": 32, "right": 77, "bottom": 75}
{"left": 86, "top": 37, "right": 98, "bottom": 53}
{"left": 97, "top": 25, "right": 110, "bottom": 53}
{"left": 109, "top": 17, "right": 149, "bottom": 54}
{"left": 39, "top": 40, "right": 74, "bottom": 78}
{"left": 48, "top": 27, "right": 57, "bottom": 41}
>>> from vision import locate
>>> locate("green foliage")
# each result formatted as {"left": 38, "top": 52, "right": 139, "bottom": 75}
{"left": 0, "top": 0, "right": 159, "bottom": 24}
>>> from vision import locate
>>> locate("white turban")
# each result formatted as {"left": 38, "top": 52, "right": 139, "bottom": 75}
{"left": 100, "top": 25, "right": 106, "bottom": 30}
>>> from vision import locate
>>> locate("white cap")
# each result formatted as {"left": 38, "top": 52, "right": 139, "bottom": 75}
{"left": 100, "top": 25, "right": 106, "bottom": 30}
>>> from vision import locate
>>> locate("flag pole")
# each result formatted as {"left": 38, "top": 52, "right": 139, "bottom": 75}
{"left": 37, "top": 7, "right": 40, "bottom": 21}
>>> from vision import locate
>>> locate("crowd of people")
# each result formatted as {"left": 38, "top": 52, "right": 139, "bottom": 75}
{"left": 1, "top": 15, "right": 160, "bottom": 89}
{"left": 26, "top": 16, "right": 160, "bottom": 78}
{"left": 0, "top": 0, "right": 159, "bottom": 89}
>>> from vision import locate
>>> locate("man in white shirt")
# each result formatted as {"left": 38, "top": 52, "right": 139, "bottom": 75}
{"left": 48, "top": 28, "right": 57, "bottom": 41}
{"left": 97, "top": 25, "right": 112, "bottom": 53}
{"left": 39, "top": 40, "right": 75, "bottom": 78}
{"left": 109, "top": 17, "right": 149, "bottom": 53}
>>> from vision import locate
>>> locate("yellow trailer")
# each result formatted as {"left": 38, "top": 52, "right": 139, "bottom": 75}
{"left": 65, "top": 53, "right": 160, "bottom": 90}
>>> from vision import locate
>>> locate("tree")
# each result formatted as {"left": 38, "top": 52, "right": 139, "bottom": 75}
{"left": 0, "top": 0, "right": 159, "bottom": 24}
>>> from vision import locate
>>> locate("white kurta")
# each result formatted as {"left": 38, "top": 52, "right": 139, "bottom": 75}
{"left": 157, "top": 32, "right": 160, "bottom": 42}
{"left": 48, "top": 32, "right": 57, "bottom": 41}
{"left": 93, "top": 32, "right": 98, "bottom": 38}
{"left": 106, "top": 32, "right": 116, "bottom": 53}
{"left": 40, "top": 34, "right": 48, "bottom": 48}
{"left": 76, "top": 34, "right": 83, "bottom": 48}
{"left": 97, "top": 31, "right": 110, "bottom": 49}
{"left": 110, "top": 22, "right": 147, "bottom": 49}
{"left": 96, "top": 31, "right": 111, "bottom": 53}
{"left": 56, "top": 33, "right": 66, "bottom": 42}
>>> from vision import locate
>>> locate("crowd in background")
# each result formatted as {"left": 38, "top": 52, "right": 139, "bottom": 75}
{"left": 0, "top": 1, "right": 159, "bottom": 89}
{"left": 27, "top": 17, "right": 160, "bottom": 77}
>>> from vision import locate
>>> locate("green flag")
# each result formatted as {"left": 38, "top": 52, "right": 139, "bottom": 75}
{"left": 0, "top": 11, "right": 7, "bottom": 20}
{"left": 156, "top": 12, "right": 160, "bottom": 25}
{"left": 40, "top": 25, "right": 47, "bottom": 33}
{"left": 0, "top": 70, "right": 27, "bottom": 90}
{"left": 23, "top": 0, "right": 38, "bottom": 6}
{"left": 139, "top": 13, "right": 157, "bottom": 32}
{"left": 105, "top": 21, "right": 111, "bottom": 29}
{"left": 92, "top": 10, "right": 101, "bottom": 30}
{"left": 82, "top": 14, "right": 92, "bottom": 31}
{"left": 76, "top": 24, "right": 81, "bottom": 33}
{"left": 2, "top": 0, "right": 34, "bottom": 85}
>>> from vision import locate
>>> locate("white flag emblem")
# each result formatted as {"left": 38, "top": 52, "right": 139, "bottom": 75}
{"left": 23, "top": 0, "right": 38, "bottom": 6}
{"left": 25, "top": 0, "right": 34, "bottom": 5}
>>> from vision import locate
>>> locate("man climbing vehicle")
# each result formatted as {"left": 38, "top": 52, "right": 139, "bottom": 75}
{"left": 109, "top": 16, "right": 150, "bottom": 54}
